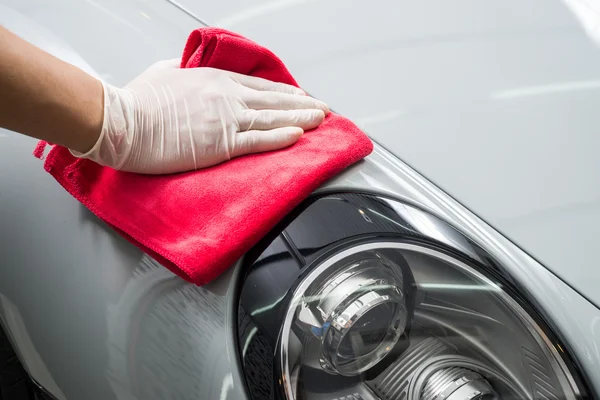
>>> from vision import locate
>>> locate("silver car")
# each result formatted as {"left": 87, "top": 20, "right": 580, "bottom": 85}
{"left": 1, "top": 0, "right": 599, "bottom": 399}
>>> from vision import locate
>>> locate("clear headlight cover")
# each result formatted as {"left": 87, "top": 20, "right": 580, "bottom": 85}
{"left": 276, "top": 242, "right": 583, "bottom": 400}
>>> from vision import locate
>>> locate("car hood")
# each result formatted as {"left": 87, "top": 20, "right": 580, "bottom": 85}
{"left": 4, "top": 0, "right": 600, "bottom": 306}
{"left": 177, "top": 0, "right": 600, "bottom": 306}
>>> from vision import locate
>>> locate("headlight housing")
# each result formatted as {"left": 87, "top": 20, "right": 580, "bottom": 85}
{"left": 237, "top": 193, "right": 589, "bottom": 400}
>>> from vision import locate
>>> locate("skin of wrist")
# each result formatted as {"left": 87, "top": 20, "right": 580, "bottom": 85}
{"left": 69, "top": 77, "right": 105, "bottom": 153}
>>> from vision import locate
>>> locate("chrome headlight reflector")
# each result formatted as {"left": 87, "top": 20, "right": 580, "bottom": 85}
{"left": 293, "top": 254, "right": 408, "bottom": 376}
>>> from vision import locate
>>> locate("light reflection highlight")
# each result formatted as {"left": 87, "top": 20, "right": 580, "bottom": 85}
{"left": 419, "top": 283, "right": 501, "bottom": 291}
{"left": 491, "top": 80, "right": 600, "bottom": 100}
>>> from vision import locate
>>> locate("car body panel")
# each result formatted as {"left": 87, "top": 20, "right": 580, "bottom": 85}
{"left": 0, "top": 0, "right": 599, "bottom": 399}
{"left": 176, "top": 0, "right": 600, "bottom": 309}
{"left": 0, "top": 2, "right": 248, "bottom": 399}
{"left": 3, "top": 127, "right": 600, "bottom": 399}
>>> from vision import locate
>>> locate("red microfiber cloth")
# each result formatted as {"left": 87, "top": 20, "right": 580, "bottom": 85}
{"left": 34, "top": 28, "right": 373, "bottom": 284}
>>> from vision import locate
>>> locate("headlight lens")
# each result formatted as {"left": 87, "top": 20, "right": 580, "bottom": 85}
{"left": 293, "top": 256, "right": 408, "bottom": 376}
{"left": 277, "top": 242, "right": 582, "bottom": 400}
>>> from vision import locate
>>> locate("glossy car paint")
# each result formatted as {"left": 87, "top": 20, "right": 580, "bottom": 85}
{"left": 174, "top": 0, "right": 600, "bottom": 310}
{"left": 0, "top": 0, "right": 599, "bottom": 399}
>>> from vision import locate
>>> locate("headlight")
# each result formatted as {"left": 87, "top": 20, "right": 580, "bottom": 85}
{"left": 277, "top": 242, "right": 580, "bottom": 399}
{"left": 237, "top": 193, "right": 589, "bottom": 400}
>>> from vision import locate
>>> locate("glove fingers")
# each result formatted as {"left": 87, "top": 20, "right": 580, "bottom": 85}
{"left": 231, "top": 126, "right": 303, "bottom": 158}
{"left": 230, "top": 72, "right": 305, "bottom": 96}
{"left": 239, "top": 109, "right": 325, "bottom": 132}
{"left": 245, "top": 90, "right": 330, "bottom": 114}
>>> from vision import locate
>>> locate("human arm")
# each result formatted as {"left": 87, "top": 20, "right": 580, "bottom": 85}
{"left": 0, "top": 25, "right": 104, "bottom": 154}
{"left": 0, "top": 26, "right": 329, "bottom": 174}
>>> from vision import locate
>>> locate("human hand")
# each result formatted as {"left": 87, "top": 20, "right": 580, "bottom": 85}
{"left": 73, "top": 59, "right": 329, "bottom": 174}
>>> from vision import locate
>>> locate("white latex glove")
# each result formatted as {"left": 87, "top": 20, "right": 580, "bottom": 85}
{"left": 73, "top": 59, "right": 329, "bottom": 174}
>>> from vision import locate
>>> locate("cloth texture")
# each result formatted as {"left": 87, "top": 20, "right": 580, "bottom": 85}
{"left": 34, "top": 27, "right": 373, "bottom": 284}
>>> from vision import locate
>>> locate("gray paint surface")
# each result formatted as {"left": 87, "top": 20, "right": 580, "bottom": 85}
{"left": 0, "top": 0, "right": 599, "bottom": 399}
{"left": 177, "top": 0, "right": 600, "bottom": 309}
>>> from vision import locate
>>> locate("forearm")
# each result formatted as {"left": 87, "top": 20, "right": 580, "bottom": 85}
{"left": 0, "top": 26, "right": 103, "bottom": 153}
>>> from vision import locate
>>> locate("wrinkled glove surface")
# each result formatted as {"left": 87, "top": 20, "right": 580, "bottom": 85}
{"left": 74, "top": 60, "right": 329, "bottom": 174}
